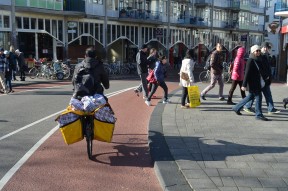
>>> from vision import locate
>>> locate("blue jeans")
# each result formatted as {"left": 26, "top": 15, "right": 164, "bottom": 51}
{"left": 244, "top": 85, "right": 274, "bottom": 112}
{"left": 233, "top": 91, "right": 263, "bottom": 118}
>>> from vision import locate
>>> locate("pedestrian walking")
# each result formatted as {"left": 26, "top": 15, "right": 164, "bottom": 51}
{"left": 134, "top": 44, "right": 149, "bottom": 99}
{"left": 0, "top": 48, "right": 8, "bottom": 94}
{"left": 243, "top": 42, "right": 280, "bottom": 115}
{"left": 4, "top": 50, "right": 14, "bottom": 93}
{"left": 200, "top": 43, "right": 225, "bottom": 101}
{"left": 145, "top": 55, "right": 170, "bottom": 106}
{"left": 9, "top": 45, "right": 18, "bottom": 81}
{"left": 232, "top": 45, "right": 268, "bottom": 121}
{"left": 179, "top": 49, "right": 195, "bottom": 108}
{"left": 147, "top": 48, "right": 158, "bottom": 94}
{"left": 15, "top": 49, "right": 26, "bottom": 81}
{"left": 227, "top": 46, "right": 246, "bottom": 105}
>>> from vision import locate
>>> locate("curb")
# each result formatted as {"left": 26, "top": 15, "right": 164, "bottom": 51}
{"left": 148, "top": 88, "right": 192, "bottom": 191}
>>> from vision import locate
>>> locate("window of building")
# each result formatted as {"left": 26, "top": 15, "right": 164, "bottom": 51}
{"left": 58, "top": 20, "right": 63, "bottom": 41}
{"left": 23, "top": 17, "right": 29, "bottom": 29}
{"left": 107, "top": 24, "right": 111, "bottom": 43}
{"left": 16, "top": 17, "right": 22, "bottom": 29}
{"left": 4, "top": 15, "right": 10, "bottom": 28}
{"left": 45, "top": 19, "right": 50, "bottom": 33}
{"left": 31, "top": 18, "right": 36, "bottom": 29}
{"left": 38, "top": 19, "right": 44, "bottom": 30}
{"left": 92, "top": 0, "right": 103, "bottom": 4}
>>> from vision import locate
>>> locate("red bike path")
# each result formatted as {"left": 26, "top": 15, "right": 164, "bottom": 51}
{"left": 2, "top": 82, "right": 179, "bottom": 191}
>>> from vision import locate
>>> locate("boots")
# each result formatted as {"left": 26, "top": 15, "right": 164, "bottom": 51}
{"left": 21, "top": 76, "right": 25, "bottom": 81}
{"left": 227, "top": 96, "right": 235, "bottom": 105}
{"left": 283, "top": 98, "right": 288, "bottom": 109}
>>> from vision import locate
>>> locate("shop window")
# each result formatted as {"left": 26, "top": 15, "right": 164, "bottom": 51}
{"left": 0, "top": 16, "right": 2, "bottom": 28}
{"left": 112, "top": 25, "right": 116, "bottom": 42}
{"left": 126, "top": 26, "right": 130, "bottom": 39}
{"left": 23, "top": 17, "right": 29, "bottom": 29}
{"left": 122, "top": 25, "right": 125, "bottom": 37}
{"left": 4, "top": 15, "right": 10, "bottom": 28}
{"left": 135, "top": 26, "right": 138, "bottom": 45}
{"left": 95, "top": 23, "right": 99, "bottom": 39}
{"left": 90, "top": 23, "right": 93, "bottom": 36}
{"left": 31, "top": 18, "right": 36, "bottom": 29}
{"left": 52, "top": 20, "right": 57, "bottom": 37}
{"left": 38, "top": 19, "right": 44, "bottom": 30}
{"left": 45, "top": 19, "right": 51, "bottom": 33}
{"left": 16, "top": 17, "right": 22, "bottom": 29}
{"left": 117, "top": 25, "right": 120, "bottom": 38}
{"left": 58, "top": 20, "right": 63, "bottom": 41}
{"left": 84, "top": 22, "right": 88, "bottom": 33}
{"left": 107, "top": 24, "right": 111, "bottom": 44}
{"left": 99, "top": 24, "right": 103, "bottom": 43}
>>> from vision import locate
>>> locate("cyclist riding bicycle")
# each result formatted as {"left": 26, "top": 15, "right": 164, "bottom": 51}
{"left": 72, "top": 47, "right": 110, "bottom": 99}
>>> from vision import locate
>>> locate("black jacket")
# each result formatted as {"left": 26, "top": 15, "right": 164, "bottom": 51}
{"left": 243, "top": 54, "right": 263, "bottom": 93}
{"left": 136, "top": 50, "right": 148, "bottom": 74}
{"left": 72, "top": 57, "right": 109, "bottom": 96}
{"left": 259, "top": 53, "right": 272, "bottom": 86}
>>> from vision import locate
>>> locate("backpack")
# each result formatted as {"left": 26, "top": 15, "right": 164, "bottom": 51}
{"left": 73, "top": 65, "right": 95, "bottom": 98}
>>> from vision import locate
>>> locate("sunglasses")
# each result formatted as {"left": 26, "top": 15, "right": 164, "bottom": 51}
{"left": 256, "top": 50, "right": 261, "bottom": 52}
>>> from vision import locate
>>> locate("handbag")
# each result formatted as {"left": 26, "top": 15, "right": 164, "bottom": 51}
{"left": 180, "top": 71, "right": 189, "bottom": 81}
{"left": 187, "top": 86, "right": 201, "bottom": 108}
{"left": 254, "top": 61, "right": 265, "bottom": 88}
{"left": 146, "top": 70, "right": 157, "bottom": 83}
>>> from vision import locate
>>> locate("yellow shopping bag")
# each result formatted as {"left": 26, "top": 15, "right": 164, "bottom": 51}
{"left": 56, "top": 106, "right": 85, "bottom": 145}
{"left": 188, "top": 86, "right": 201, "bottom": 108}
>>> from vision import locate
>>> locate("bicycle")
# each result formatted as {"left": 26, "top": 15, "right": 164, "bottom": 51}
{"left": 80, "top": 113, "right": 94, "bottom": 160}
{"left": 198, "top": 66, "right": 231, "bottom": 83}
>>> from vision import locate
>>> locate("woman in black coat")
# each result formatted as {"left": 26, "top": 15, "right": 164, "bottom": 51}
{"left": 232, "top": 45, "right": 268, "bottom": 121}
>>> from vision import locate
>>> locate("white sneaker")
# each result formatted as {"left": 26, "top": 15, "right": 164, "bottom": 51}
{"left": 145, "top": 100, "right": 151, "bottom": 106}
{"left": 162, "top": 99, "right": 170, "bottom": 104}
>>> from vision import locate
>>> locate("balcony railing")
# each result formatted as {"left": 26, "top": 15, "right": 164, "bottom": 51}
{"left": 275, "top": 2, "right": 288, "bottom": 12}
{"left": 119, "top": 8, "right": 162, "bottom": 21}
{"left": 64, "top": 0, "right": 85, "bottom": 12}
{"left": 16, "top": 0, "right": 63, "bottom": 10}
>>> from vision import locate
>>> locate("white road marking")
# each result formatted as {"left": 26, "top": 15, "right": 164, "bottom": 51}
{"left": 0, "top": 87, "right": 136, "bottom": 190}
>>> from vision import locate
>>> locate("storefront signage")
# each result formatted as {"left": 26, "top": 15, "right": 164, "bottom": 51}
{"left": 67, "top": 22, "right": 77, "bottom": 29}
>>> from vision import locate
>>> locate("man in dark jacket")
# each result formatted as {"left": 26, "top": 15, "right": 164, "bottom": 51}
{"left": 72, "top": 47, "right": 109, "bottom": 98}
{"left": 232, "top": 45, "right": 268, "bottom": 121}
{"left": 243, "top": 42, "right": 280, "bottom": 114}
{"left": 15, "top": 49, "right": 26, "bottom": 81}
{"left": 134, "top": 44, "right": 149, "bottom": 99}
{"left": 200, "top": 43, "right": 225, "bottom": 101}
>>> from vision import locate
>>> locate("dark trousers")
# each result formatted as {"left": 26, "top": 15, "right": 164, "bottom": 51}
{"left": 228, "top": 80, "right": 246, "bottom": 101}
{"left": 147, "top": 81, "right": 168, "bottom": 101}
{"left": 181, "top": 86, "right": 190, "bottom": 106}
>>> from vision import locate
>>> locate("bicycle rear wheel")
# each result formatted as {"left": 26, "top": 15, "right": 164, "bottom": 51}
{"left": 29, "top": 67, "right": 37, "bottom": 79}
{"left": 85, "top": 117, "right": 94, "bottom": 160}
{"left": 199, "top": 71, "right": 210, "bottom": 83}
{"left": 86, "top": 136, "right": 93, "bottom": 160}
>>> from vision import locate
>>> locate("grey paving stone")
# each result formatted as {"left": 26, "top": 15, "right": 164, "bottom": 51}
{"left": 203, "top": 169, "right": 219, "bottom": 177}
{"left": 210, "top": 177, "right": 223, "bottom": 187}
{"left": 204, "top": 161, "right": 227, "bottom": 169}
{"left": 233, "top": 177, "right": 262, "bottom": 187}
{"left": 240, "top": 169, "right": 268, "bottom": 178}
{"left": 264, "top": 169, "right": 288, "bottom": 177}
{"left": 187, "top": 178, "right": 217, "bottom": 189}
{"left": 182, "top": 169, "right": 209, "bottom": 179}
{"left": 176, "top": 160, "right": 202, "bottom": 170}
{"left": 218, "top": 169, "right": 243, "bottom": 177}
{"left": 221, "top": 177, "right": 237, "bottom": 187}
{"left": 218, "top": 187, "right": 238, "bottom": 191}
{"left": 258, "top": 178, "right": 287, "bottom": 188}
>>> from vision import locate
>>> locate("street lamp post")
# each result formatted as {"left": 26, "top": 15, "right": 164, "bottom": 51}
{"left": 11, "top": 0, "right": 17, "bottom": 49}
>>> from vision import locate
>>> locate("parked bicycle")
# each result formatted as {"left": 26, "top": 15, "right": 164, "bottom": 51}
{"left": 198, "top": 62, "right": 231, "bottom": 83}
{"left": 28, "top": 58, "right": 46, "bottom": 79}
